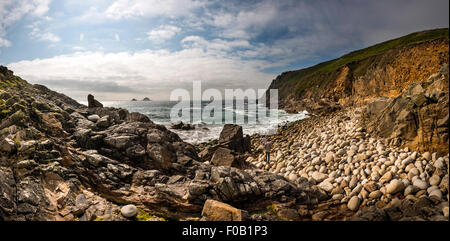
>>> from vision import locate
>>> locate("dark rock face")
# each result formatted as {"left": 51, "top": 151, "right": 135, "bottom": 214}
{"left": 218, "top": 124, "right": 251, "bottom": 153}
{"left": 0, "top": 168, "right": 16, "bottom": 221}
{"left": 87, "top": 94, "right": 103, "bottom": 108}
{"left": 210, "top": 147, "right": 244, "bottom": 168}
{"left": 362, "top": 67, "right": 449, "bottom": 154}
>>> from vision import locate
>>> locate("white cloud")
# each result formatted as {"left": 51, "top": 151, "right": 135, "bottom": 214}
{"left": 147, "top": 25, "right": 181, "bottom": 43}
{"left": 104, "top": 0, "right": 206, "bottom": 19}
{"left": 0, "top": 37, "right": 11, "bottom": 47}
{"left": 7, "top": 47, "right": 275, "bottom": 101}
{"left": 115, "top": 33, "right": 120, "bottom": 41}
{"left": 38, "top": 32, "right": 61, "bottom": 42}
{"left": 28, "top": 21, "right": 61, "bottom": 43}
{"left": 181, "top": 36, "right": 251, "bottom": 53}
{"left": 72, "top": 46, "right": 85, "bottom": 51}
{"left": 0, "top": 0, "right": 52, "bottom": 47}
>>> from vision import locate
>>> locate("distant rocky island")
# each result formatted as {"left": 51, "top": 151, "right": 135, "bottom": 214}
{"left": 130, "top": 97, "right": 151, "bottom": 101}
{"left": 0, "top": 29, "right": 448, "bottom": 221}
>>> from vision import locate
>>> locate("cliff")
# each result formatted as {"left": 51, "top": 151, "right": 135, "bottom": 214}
{"left": 267, "top": 28, "right": 449, "bottom": 154}
{"left": 269, "top": 28, "right": 448, "bottom": 112}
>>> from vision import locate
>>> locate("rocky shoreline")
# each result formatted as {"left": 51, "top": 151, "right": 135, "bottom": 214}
{"left": 1, "top": 63, "right": 449, "bottom": 221}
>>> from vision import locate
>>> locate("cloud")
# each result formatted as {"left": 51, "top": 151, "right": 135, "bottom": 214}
{"left": 7, "top": 48, "right": 275, "bottom": 101}
{"left": 104, "top": 0, "right": 206, "bottom": 19}
{"left": 0, "top": 0, "right": 52, "bottom": 47}
{"left": 0, "top": 37, "right": 11, "bottom": 47}
{"left": 28, "top": 20, "right": 61, "bottom": 43}
{"left": 72, "top": 46, "right": 85, "bottom": 50}
{"left": 147, "top": 25, "right": 181, "bottom": 43}
{"left": 80, "top": 33, "right": 84, "bottom": 41}
{"left": 115, "top": 33, "right": 120, "bottom": 41}
{"left": 181, "top": 36, "right": 251, "bottom": 53}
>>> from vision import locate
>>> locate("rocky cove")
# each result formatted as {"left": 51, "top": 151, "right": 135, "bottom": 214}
{"left": 0, "top": 60, "right": 448, "bottom": 221}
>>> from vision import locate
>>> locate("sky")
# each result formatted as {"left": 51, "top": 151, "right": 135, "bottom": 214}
{"left": 0, "top": 0, "right": 449, "bottom": 101}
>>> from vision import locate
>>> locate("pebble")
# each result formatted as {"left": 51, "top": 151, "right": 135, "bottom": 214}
{"left": 87, "top": 114, "right": 101, "bottom": 122}
{"left": 347, "top": 196, "right": 360, "bottom": 211}
{"left": 379, "top": 171, "right": 393, "bottom": 184}
{"left": 401, "top": 157, "right": 413, "bottom": 165}
{"left": 288, "top": 173, "right": 298, "bottom": 182}
{"left": 412, "top": 179, "right": 428, "bottom": 190}
{"left": 332, "top": 194, "right": 344, "bottom": 200}
{"left": 386, "top": 179, "right": 405, "bottom": 194}
{"left": 311, "top": 172, "right": 328, "bottom": 183}
{"left": 404, "top": 185, "right": 419, "bottom": 196}
{"left": 429, "top": 189, "right": 443, "bottom": 200}
{"left": 429, "top": 175, "right": 441, "bottom": 186}
{"left": 121, "top": 204, "right": 138, "bottom": 218}
{"left": 325, "top": 152, "right": 335, "bottom": 163}
{"left": 443, "top": 207, "right": 449, "bottom": 217}
{"left": 318, "top": 180, "right": 334, "bottom": 192}
{"left": 434, "top": 159, "right": 445, "bottom": 169}
{"left": 349, "top": 176, "right": 358, "bottom": 189}
{"left": 368, "top": 190, "right": 382, "bottom": 199}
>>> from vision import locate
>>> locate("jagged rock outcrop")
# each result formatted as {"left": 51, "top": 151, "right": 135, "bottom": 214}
{"left": 87, "top": 94, "right": 103, "bottom": 108}
{"left": 362, "top": 65, "right": 449, "bottom": 154}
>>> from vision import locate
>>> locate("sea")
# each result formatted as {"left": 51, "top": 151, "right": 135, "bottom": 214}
{"left": 79, "top": 100, "right": 309, "bottom": 144}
